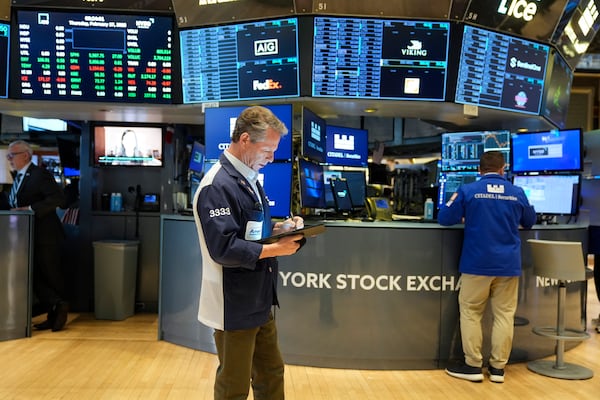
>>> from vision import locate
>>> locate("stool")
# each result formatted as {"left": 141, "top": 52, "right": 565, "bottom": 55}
{"left": 527, "top": 239, "right": 593, "bottom": 380}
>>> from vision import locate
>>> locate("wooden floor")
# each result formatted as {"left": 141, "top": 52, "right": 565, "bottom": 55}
{"left": 1, "top": 285, "right": 599, "bottom": 399}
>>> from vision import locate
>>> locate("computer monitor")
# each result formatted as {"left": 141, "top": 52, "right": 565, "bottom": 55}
{"left": 510, "top": 128, "right": 583, "bottom": 174}
{"left": 301, "top": 106, "right": 326, "bottom": 163}
{"left": 440, "top": 130, "right": 511, "bottom": 172}
{"left": 330, "top": 177, "right": 353, "bottom": 215}
{"left": 259, "top": 162, "right": 292, "bottom": 218}
{"left": 325, "top": 125, "right": 368, "bottom": 167}
{"left": 298, "top": 158, "right": 325, "bottom": 209}
{"left": 513, "top": 174, "right": 580, "bottom": 216}
{"left": 437, "top": 171, "right": 479, "bottom": 209}
{"left": 324, "top": 169, "right": 366, "bottom": 209}
{"left": 188, "top": 141, "right": 205, "bottom": 174}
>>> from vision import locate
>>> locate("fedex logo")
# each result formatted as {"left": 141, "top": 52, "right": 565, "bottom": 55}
{"left": 253, "top": 79, "right": 282, "bottom": 91}
{"left": 255, "top": 39, "right": 278, "bottom": 56}
{"left": 334, "top": 134, "right": 355, "bottom": 151}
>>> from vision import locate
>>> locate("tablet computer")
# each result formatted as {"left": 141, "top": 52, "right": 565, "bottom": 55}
{"left": 257, "top": 223, "right": 326, "bottom": 244}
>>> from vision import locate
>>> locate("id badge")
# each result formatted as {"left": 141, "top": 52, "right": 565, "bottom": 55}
{"left": 245, "top": 221, "right": 263, "bottom": 241}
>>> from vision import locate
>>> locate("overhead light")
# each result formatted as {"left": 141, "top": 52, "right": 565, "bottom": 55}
{"left": 363, "top": 108, "right": 377, "bottom": 113}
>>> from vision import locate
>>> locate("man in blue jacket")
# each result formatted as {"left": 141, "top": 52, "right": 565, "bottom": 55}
{"left": 438, "top": 150, "right": 536, "bottom": 383}
{"left": 193, "top": 106, "right": 304, "bottom": 400}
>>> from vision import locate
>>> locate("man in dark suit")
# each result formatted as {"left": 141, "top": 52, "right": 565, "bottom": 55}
{"left": 7, "top": 140, "right": 68, "bottom": 332}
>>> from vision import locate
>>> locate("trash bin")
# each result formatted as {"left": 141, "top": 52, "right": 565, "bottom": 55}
{"left": 93, "top": 240, "right": 139, "bottom": 320}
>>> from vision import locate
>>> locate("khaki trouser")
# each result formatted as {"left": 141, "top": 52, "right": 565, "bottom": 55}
{"left": 213, "top": 313, "right": 284, "bottom": 400}
{"left": 459, "top": 273, "right": 519, "bottom": 369}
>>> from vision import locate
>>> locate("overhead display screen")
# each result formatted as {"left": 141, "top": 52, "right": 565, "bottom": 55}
{"left": 554, "top": 0, "right": 600, "bottom": 68}
{"left": 312, "top": 17, "right": 450, "bottom": 100}
{"left": 309, "top": 0, "right": 453, "bottom": 19}
{"left": 180, "top": 17, "right": 299, "bottom": 103}
{"left": 13, "top": 10, "right": 174, "bottom": 103}
{"left": 462, "top": 0, "right": 569, "bottom": 42}
{"left": 172, "top": 0, "right": 295, "bottom": 28}
{"left": 0, "top": 22, "right": 8, "bottom": 98}
{"left": 455, "top": 25, "right": 549, "bottom": 115}
{"left": 542, "top": 51, "right": 573, "bottom": 129}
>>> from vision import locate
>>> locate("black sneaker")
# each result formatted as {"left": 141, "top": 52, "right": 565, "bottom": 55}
{"left": 445, "top": 363, "right": 484, "bottom": 382}
{"left": 488, "top": 366, "right": 505, "bottom": 383}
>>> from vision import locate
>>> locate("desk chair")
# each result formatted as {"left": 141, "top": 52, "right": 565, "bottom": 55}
{"left": 527, "top": 239, "right": 593, "bottom": 380}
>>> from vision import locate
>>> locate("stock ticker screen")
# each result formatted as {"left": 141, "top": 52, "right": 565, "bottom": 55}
{"left": 13, "top": 10, "right": 174, "bottom": 103}
{"left": 0, "top": 22, "right": 9, "bottom": 98}
{"left": 455, "top": 25, "right": 549, "bottom": 115}
{"left": 312, "top": 17, "right": 450, "bottom": 100}
{"left": 179, "top": 18, "right": 300, "bottom": 103}
{"left": 440, "top": 130, "right": 511, "bottom": 172}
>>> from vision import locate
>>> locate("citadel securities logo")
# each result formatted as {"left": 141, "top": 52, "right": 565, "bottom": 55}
{"left": 280, "top": 271, "right": 460, "bottom": 292}
{"left": 334, "top": 133, "right": 354, "bottom": 151}
{"left": 254, "top": 38, "right": 278, "bottom": 56}
{"left": 497, "top": 0, "right": 539, "bottom": 22}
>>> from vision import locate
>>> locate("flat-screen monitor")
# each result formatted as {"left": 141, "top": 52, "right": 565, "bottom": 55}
{"left": 324, "top": 169, "right": 367, "bottom": 209}
{"left": 554, "top": 0, "right": 600, "bottom": 69}
{"left": 0, "top": 22, "right": 8, "bottom": 98}
{"left": 172, "top": 0, "right": 296, "bottom": 28}
{"left": 455, "top": 25, "right": 550, "bottom": 115}
{"left": 301, "top": 106, "right": 326, "bottom": 163}
{"left": 313, "top": 17, "right": 450, "bottom": 100}
{"left": 510, "top": 128, "right": 583, "bottom": 173}
{"left": 325, "top": 125, "right": 368, "bottom": 167}
{"left": 259, "top": 161, "right": 292, "bottom": 218}
{"left": 180, "top": 17, "right": 299, "bottom": 103}
{"left": 92, "top": 125, "right": 163, "bottom": 167}
{"left": 204, "top": 104, "right": 292, "bottom": 161}
{"left": 440, "top": 130, "right": 511, "bottom": 172}
{"left": 57, "top": 137, "right": 80, "bottom": 176}
{"left": 189, "top": 141, "right": 205, "bottom": 174}
{"left": 437, "top": 171, "right": 479, "bottom": 209}
{"left": 12, "top": 10, "right": 175, "bottom": 103}
{"left": 330, "top": 177, "right": 353, "bottom": 214}
{"left": 542, "top": 51, "right": 574, "bottom": 129}
{"left": 513, "top": 174, "right": 580, "bottom": 216}
{"left": 23, "top": 117, "right": 67, "bottom": 132}
{"left": 461, "top": 0, "right": 567, "bottom": 42}
{"left": 298, "top": 158, "right": 325, "bottom": 209}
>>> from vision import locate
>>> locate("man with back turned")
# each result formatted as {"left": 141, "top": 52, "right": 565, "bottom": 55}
{"left": 438, "top": 150, "right": 536, "bottom": 383}
{"left": 6, "top": 140, "right": 68, "bottom": 332}
{"left": 193, "top": 106, "right": 304, "bottom": 399}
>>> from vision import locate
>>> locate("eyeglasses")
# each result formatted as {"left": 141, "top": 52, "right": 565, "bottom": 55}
{"left": 6, "top": 151, "right": 27, "bottom": 160}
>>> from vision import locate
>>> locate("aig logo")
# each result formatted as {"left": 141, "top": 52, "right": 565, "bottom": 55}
{"left": 254, "top": 39, "right": 278, "bottom": 56}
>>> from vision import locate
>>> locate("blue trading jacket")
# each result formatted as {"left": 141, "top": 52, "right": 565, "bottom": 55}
{"left": 438, "top": 173, "right": 537, "bottom": 277}
{"left": 193, "top": 154, "right": 278, "bottom": 331}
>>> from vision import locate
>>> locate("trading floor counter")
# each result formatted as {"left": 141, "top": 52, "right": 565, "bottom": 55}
{"left": 159, "top": 215, "right": 589, "bottom": 370}
{"left": 0, "top": 211, "right": 34, "bottom": 341}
